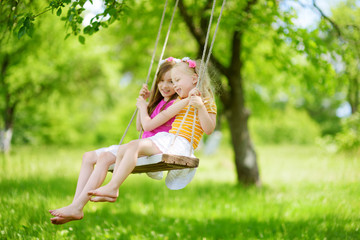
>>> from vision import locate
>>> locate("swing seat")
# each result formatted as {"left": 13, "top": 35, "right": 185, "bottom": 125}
{"left": 108, "top": 154, "right": 199, "bottom": 173}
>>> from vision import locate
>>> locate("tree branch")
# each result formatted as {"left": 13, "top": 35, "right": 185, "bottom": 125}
{"left": 200, "top": 0, "right": 213, "bottom": 34}
{"left": 312, "top": 0, "right": 342, "bottom": 37}
{"left": 230, "top": 0, "right": 258, "bottom": 75}
{"left": 178, "top": 0, "right": 203, "bottom": 44}
{"left": 178, "top": 0, "right": 229, "bottom": 78}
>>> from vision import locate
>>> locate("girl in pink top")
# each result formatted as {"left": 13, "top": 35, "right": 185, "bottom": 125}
{"left": 49, "top": 60, "right": 177, "bottom": 225}
{"left": 141, "top": 99, "right": 176, "bottom": 138}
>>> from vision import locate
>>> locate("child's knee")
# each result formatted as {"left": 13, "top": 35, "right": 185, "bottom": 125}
{"left": 82, "top": 151, "right": 97, "bottom": 165}
{"left": 98, "top": 152, "right": 115, "bottom": 166}
{"left": 116, "top": 144, "right": 125, "bottom": 155}
{"left": 127, "top": 140, "right": 140, "bottom": 150}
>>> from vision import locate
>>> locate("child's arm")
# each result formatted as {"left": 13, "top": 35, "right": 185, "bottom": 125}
{"left": 136, "top": 111, "right": 142, "bottom": 132}
{"left": 137, "top": 97, "right": 190, "bottom": 131}
{"left": 190, "top": 96, "right": 216, "bottom": 135}
{"left": 188, "top": 89, "right": 216, "bottom": 135}
{"left": 136, "top": 84, "right": 150, "bottom": 131}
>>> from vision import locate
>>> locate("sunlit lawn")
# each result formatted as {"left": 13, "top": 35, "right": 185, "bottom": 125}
{"left": 0, "top": 144, "right": 359, "bottom": 239}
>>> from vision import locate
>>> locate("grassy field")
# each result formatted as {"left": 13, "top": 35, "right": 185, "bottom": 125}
{"left": 0, "top": 144, "right": 359, "bottom": 239}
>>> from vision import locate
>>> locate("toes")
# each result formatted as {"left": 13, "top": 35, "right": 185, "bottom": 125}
{"left": 90, "top": 196, "right": 117, "bottom": 203}
{"left": 51, "top": 217, "right": 71, "bottom": 225}
{"left": 87, "top": 190, "right": 95, "bottom": 196}
{"left": 51, "top": 211, "right": 60, "bottom": 217}
{"left": 90, "top": 196, "right": 104, "bottom": 202}
{"left": 89, "top": 197, "right": 98, "bottom": 202}
{"left": 51, "top": 217, "right": 60, "bottom": 224}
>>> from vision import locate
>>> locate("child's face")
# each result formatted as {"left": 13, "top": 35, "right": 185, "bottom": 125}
{"left": 171, "top": 66, "right": 197, "bottom": 99}
{"left": 158, "top": 70, "right": 176, "bottom": 101}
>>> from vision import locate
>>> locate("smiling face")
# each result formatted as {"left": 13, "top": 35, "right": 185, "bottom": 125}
{"left": 157, "top": 70, "right": 176, "bottom": 101}
{"left": 171, "top": 64, "right": 197, "bottom": 98}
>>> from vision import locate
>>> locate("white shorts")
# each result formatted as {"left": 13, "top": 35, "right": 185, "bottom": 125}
{"left": 94, "top": 145, "right": 119, "bottom": 157}
{"left": 147, "top": 132, "right": 195, "bottom": 157}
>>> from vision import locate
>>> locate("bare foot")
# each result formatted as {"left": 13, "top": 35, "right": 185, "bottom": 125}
{"left": 49, "top": 204, "right": 84, "bottom": 221}
{"left": 50, "top": 216, "right": 77, "bottom": 225}
{"left": 90, "top": 196, "right": 117, "bottom": 203}
{"left": 88, "top": 185, "right": 119, "bottom": 199}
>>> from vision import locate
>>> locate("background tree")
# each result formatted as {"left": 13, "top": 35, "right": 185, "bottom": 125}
{"left": 329, "top": 0, "right": 360, "bottom": 114}
{"left": 0, "top": 1, "right": 107, "bottom": 152}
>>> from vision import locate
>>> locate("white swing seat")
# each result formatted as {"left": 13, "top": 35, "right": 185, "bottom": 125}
{"left": 108, "top": 154, "right": 199, "bottom": 173}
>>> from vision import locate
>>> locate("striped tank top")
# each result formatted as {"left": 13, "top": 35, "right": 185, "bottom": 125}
{"left": 169, "top": 97, "right": 217, "bottom": 149}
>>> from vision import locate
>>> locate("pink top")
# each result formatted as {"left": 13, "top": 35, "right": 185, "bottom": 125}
{"left": 142, "top": 99, "right": 176, "bottom": 139}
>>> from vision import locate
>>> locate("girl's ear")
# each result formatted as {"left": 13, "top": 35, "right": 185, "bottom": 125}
{"left": 192, "top": 73, "right": 198, "bottom": 85}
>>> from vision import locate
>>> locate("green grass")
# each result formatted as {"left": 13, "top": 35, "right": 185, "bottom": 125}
{"left": 0, "top": 145, "right": 359, "bottom": 239}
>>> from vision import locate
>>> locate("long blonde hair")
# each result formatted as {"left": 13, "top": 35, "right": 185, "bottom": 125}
{"left": 172, "top": 60, "right": 214, "bottom": 100}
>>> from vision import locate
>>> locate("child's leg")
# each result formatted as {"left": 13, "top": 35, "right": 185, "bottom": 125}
{"left": 73, "top": 151, "right": 98, "bottom": 200}
{"left": 88, "top": 139, "right": 161, "bottom": 199}
{"left": 49, "top": 152, "right": 116, "bottom": 222}
{"left": 49, "top": 144, "right": 131, "bottom": 224}
{"left": 89, "top": 143, "right": 128, "bottom": 202}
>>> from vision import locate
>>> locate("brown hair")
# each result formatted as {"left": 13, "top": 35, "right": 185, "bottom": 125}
{"left": 147, "top": 61, "right": 178, "bottom": 115}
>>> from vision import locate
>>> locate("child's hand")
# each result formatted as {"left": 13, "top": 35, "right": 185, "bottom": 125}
{"left": 188, "top": 88, "right": 204, "bottom": 109}
{"left": 189, "top": 95, "right": 204, "bottom": 109}
{"left": 188, "top": 88, "right": 201, "bottom": 98}
{"left": 136, "top": 97, "right": 148, "bottom": 110}
{"left": 139, "top": 84, "right": 150, "bottom": 99}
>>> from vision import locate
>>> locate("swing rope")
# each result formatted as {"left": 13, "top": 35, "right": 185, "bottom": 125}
{"left": 139, "top": 0, "right": 180, "bottom": 138}
{"left": 169, "top": 0, "right": 226, "bottom": 156}
{"left": 119, "top": 0, "right": 179, "bottom": 145}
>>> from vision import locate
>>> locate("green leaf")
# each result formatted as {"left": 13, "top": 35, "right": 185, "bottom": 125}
{"left": 78, "top": 35, "right": 85, "bottom": 44}
{"left": 26, "top": 23, "right": 34, "bottom": 37}
{"left": 57, "top": 8, "right": 62, "bottom": 16}
{"left": 18, "top": 26, "right": 26, "bottom": 39}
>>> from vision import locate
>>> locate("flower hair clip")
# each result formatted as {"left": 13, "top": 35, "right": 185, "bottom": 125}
{"left": 159, "top": 56, "right": 196, "bottom": 68}
{"left": 181, "top": 57, "right": 196, "bottom": 68}
{"left": 159, "top": 57, "right": 181, "bottom": 65}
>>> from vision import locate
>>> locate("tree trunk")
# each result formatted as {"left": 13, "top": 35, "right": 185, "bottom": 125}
{"left": 1, "top": 53, "right": 15, "bottom": 153}
{"left": 1, "top": 100, "right": 16, "bottom": 153}
{"left": 224, "top": 72, "right": 260, "bottom": 185}
{"left": 0, "top": 127, "right": 13, "bottom": 153}
{"left": 348, "top": 76, "right": 359, "bottom": 114}
{"left": 226, "top": 101, "right": 260, "bottom": 185}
